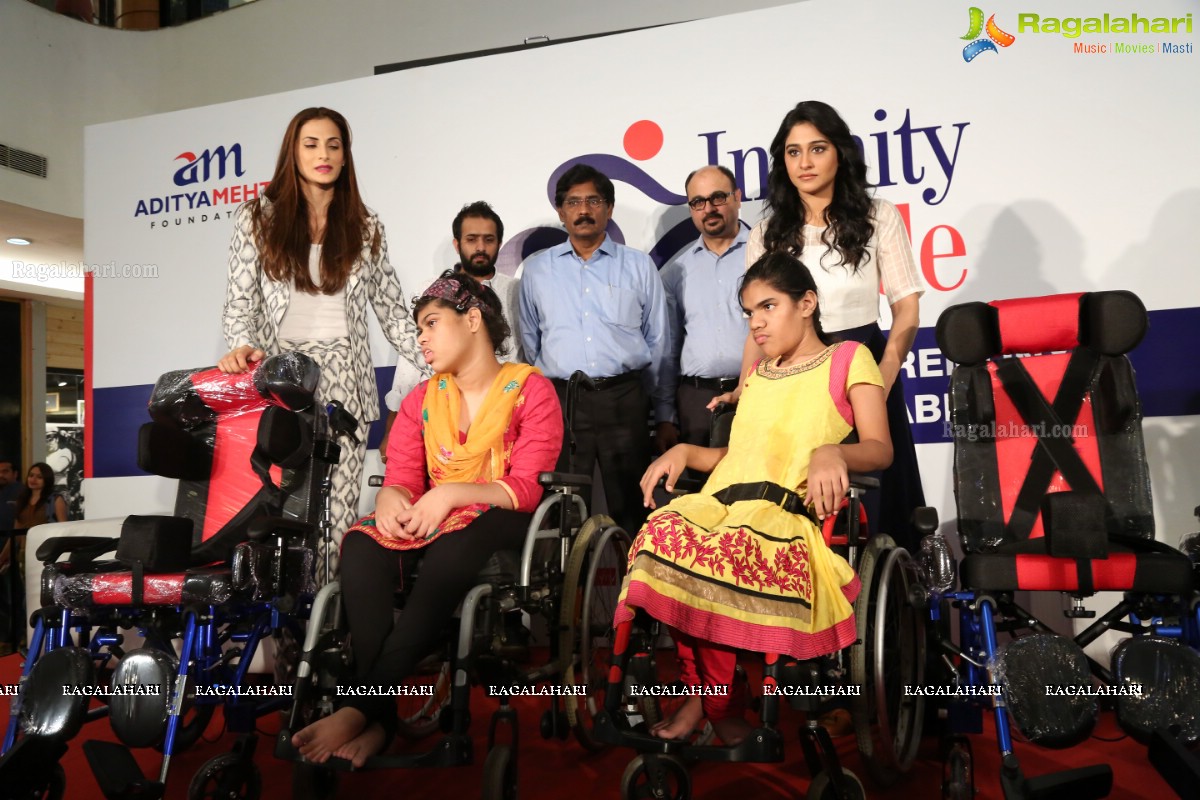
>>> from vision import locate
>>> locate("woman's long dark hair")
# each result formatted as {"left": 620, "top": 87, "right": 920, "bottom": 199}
{"left": 762, "top": 101, "right": 874, "bottom": 273}
{"left": 16, "top": 462, "right": 55, "bottom": 512}
{"left": 412, "top": 270, "right": 512, "bottom": 357}
{"left": 741, "top": 252, "right": 831, "bottom": 346}
{"left": 249, "top": 107, "right": 378, "bottom": 295}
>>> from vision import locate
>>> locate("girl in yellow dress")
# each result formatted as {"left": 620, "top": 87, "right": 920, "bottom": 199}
{"left": 614, "top": 251, "right": 893, "bottom": 743}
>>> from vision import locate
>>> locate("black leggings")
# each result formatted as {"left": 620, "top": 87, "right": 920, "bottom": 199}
{"left": 337, "top": 508, "right": 531, "bottom": 727}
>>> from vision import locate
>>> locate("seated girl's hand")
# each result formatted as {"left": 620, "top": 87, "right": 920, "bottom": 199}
{"left": 805, "top": 445, "right": 849, "bottom": 521}
{"left": 395, "top": 484, "right": 455, "bottom": 540}
{"left": 374, "top": 486, "right": 415, "bottom": 539}
{"left": 639, "top": 446, "right": 689, "bottom": 510}
{"left": 706, "top": 387, "right": 740, "bottom": 410}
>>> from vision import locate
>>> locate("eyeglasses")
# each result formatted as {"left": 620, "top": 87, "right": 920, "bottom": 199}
{"left": 562, "top": 196, "right": 607, "bottom": 209}
{"left": 687, "top": 191, "right": 734, "bottom": 211}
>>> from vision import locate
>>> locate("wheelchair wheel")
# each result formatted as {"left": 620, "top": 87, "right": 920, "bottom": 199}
{"left": 47, "top": 765, "right": 65, "bottom": 800}
{"left": 942, "top": 735, "right": 974, "bottom": 800}
{"left": 560, "top": 515, "right": 632, "bottom": 751}
{"left": 396, "top": 655, "right": 452, "bottom": 740}
{"left": 806, "top": 767, "right": 866, "bottom": 800}
{"left": 620, "top": 754, "right": 691, "bottom": 800}
{"left": 188, "top": 753, "right": 262, "bottom": 800}
{"left": 481, "top": 744, "right": 518, "bottom": 800}
{"left": 291, "top": 761, "right": 338, "bottom": 800}
{"left": 850, "top": 535, "right": 925, "bottom": 787}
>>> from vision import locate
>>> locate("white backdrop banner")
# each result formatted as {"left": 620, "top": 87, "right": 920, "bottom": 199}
{"left": 84, "top": 0, "right": 1200, "bottom": 532}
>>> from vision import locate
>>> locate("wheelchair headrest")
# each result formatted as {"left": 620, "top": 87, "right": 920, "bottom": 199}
{"left": 936, "top": 290, "right": 1147, "bottom": 366}
{"left": 254, "top": 351, "right": 320, "bottom": 412}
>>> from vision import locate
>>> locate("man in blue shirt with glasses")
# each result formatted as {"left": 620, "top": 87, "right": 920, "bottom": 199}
{"left": 659, "top": 165, "right": 749, "bottom": 454}
{"left": 519, "top": 164, "right": 670, "bottom": 534}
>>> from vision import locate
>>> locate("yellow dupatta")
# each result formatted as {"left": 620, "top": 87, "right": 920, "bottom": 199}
{"left": 422, "top": 361, "right": 539, "bottom": 488}
{"left": 345, "top": 361, "right": 541, "bottom": 552}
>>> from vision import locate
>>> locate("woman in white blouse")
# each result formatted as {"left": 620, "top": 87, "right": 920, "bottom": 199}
{"left": 734, "top": 100, "right": 926, "bottom": 547}
{"left": 218, "top": 107, "right": 426, "bottom": 578}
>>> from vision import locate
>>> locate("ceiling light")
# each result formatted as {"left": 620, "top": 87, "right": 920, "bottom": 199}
{"left": 6, "top": 237, "right": 32, "bottom": 246}
{"left": 58, "top": 381, "right": 68, "bottom": 387}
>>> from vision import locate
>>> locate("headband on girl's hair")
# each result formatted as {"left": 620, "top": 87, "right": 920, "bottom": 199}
{"left": 420, "top": 273, "right": 489, "bottom": 314}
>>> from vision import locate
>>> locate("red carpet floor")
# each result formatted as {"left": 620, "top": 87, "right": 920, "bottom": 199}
{"left": 0, "top": 652, "right": 1176, "bottom": 799}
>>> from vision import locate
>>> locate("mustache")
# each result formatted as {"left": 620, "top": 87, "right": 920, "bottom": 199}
{"left": 704, "top": 213, "right": 722, "bottom": 223}
{"left": 572, "top": 216, "right": 596, "bottom": 226}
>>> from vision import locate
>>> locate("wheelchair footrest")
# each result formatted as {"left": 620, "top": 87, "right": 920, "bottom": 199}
{"left": 83, "top": 740, "right": 165, "bottom": 800}
{"left": 1148, "top": 727, "right": 1200, "bottom": 799}
{"left": 1003, "top": 758, "right": 1112, "bottom": 800}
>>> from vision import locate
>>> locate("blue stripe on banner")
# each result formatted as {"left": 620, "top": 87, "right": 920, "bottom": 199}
{"left": 92, "top": 383, "right": 155, "bottom": 477}
{"left": 92, "top": 308, "right": 1200, "bottom": 476}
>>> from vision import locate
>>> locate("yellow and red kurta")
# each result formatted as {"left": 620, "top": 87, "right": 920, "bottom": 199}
{"left": 615, "top": 341, "right": 882, "bottom": 659}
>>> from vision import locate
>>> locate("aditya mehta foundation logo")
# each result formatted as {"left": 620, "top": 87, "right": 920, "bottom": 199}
{"left": 961, "top": 7, "right": 1016, "bottom": 61}
{"left": 133, "top": 143, "right": 269, "bottom": 230}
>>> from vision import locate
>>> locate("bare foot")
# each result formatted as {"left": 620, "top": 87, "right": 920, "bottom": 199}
{"left": 333, "top": 721, "right": 388, "bottom": 768}
{"left": 650, "top": 695, "right": 704, "bottom": 740}
{"left": 292, "top": 708, "right": 368, "bottom": 764}
{"left": 712, "top": 715, "right": 753, "bottom": 746}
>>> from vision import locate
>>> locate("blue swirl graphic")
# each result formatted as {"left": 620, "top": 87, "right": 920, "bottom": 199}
{"left": 495, "top": 221, "right": 626, "bottom": 277}
{"left": 546, "top": 154, "right": 687, "bottom": 208}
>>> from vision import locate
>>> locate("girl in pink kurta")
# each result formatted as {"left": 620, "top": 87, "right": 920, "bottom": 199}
{"left": 293, "top": 271, "right": 562, "bottom": 766}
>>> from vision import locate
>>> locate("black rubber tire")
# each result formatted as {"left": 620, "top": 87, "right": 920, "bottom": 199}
{"left": 43, "top": 765, "right": 66, "bottom": 800}
{"left": 619, "top": 754, "right": 691, "bottom": 800}
{"left": 481, "top": 744, "right": 518, "bottom": 800}
{"left": 187, "top": 753, "right": 262, "bottom": 800}
{"left": 806, "top": 768, "right": 866, "bottom": 800}
{"left": 942, "top": 736, "right": 974, "bottom": 800}
{"left": 291, "top": 760, "right": 338, "bottom": 800}
{"left": 560, "top": 517, "right": 632, "bottom": 751}
{"left": 850, "top": 536, "right": 926, "bottom": 787}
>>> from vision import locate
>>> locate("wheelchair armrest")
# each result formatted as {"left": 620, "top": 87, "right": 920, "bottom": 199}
{"left": 367, "top": 474, "right": 384, "bottom": 488}
{"left": 247, "top": 516, "right": 316, "bottom": 543}
{"left": 35, "top": 536, "right": 119, "bottom": 564}
{"left": 848, "top": 474, "right": 879, "bottom": 491}
{"left": 538, "top": 471, "right": 592, "bottom": 489}
{"left": 658, "top": 475, "right": 703, "bottom": 495}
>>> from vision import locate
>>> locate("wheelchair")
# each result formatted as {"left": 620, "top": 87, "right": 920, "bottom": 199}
{"left": 589, "top": 404, "right": 928, "bottom": 800}
{"left": 274, "top": 372, "right": 635, "bottom": 799}
{"left": 0, "top": 352, "right": 356, "bottom": 800}
{"left": 915, "top": 290, "right": 1200, "bottom": 800}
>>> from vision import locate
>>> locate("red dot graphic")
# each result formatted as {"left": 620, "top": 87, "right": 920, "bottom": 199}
{"left": 623, "top": 120, "right": 664, "bottom": 161}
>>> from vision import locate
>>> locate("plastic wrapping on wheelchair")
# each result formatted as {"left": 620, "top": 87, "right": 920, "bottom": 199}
{"left": 1111, "top": 636, "right": 1200, "bottom": 743}
{"left": 231, "top": 540, "right": 316, "bottom": 601}
{"left": 142, "top": 352, "right": 323, "bottom": 569}
{"left": 50, "top": 565, "right": 234, "bottom": 609}
{"left": 996, "top": 633, "right": 1097, "bottom": 748}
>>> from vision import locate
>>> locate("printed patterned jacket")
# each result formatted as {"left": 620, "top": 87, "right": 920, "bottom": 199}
{"left": 222, "top": 200, "right": 426, "bottom": 423}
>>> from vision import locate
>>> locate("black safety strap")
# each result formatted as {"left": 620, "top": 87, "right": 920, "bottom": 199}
{"left": 130, "top": 561, "right": 144, "bottom": 605}
{"left": 994, "top": 350, "right": 1104, "bottom": 542}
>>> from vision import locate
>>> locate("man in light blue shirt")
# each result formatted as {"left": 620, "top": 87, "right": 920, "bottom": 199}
{"left": 659, "top": 165, "right": 749, "bottom": 450}
{"left": 519, "top": 164, "right": 670, "bottom": 533}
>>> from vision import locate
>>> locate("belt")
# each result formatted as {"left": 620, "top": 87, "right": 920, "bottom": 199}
{"left": 681, "top": 375, "right": 739, "bottom": 392}
{"left": 713, "top": 482, "right": 814, "bottom": 521}
{"left": 553, "top": 370, "right": 642, "bottom": 391}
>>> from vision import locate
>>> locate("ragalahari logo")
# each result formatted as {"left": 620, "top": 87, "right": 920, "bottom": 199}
{"left": 961, "top": 7, "right": 1016, "bottom": 61}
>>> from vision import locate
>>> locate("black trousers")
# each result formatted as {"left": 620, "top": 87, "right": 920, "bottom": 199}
{"left": 676, "top": 383, "right": 724, "bottom": 447}
{"left": 553, "top": 377, "right": 652, "bottom": 535}
{"left": 338, "top": 508, "right": 531, "bottom": 728}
